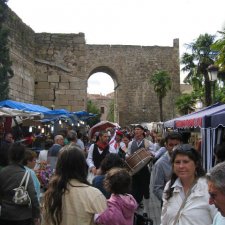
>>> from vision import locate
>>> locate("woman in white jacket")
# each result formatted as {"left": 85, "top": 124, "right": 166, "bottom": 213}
{"left": 161, "top": 144, "right": 217, "bottom": 225}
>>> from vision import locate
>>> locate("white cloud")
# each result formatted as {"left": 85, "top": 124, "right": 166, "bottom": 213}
{"left": 88, "top": 73, "right": 114, "bottom": 95}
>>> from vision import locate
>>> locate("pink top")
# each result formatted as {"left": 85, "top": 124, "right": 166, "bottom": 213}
{"left": 96, "top": 193, "right": 138, "bottom": 225}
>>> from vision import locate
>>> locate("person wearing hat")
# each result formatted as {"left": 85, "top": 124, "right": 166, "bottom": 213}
{"left": 127, "top": 124, "right": 154, "bottom": 217}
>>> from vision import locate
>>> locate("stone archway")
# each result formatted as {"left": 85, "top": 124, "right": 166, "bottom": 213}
{"left": 88, "top": 66, "right": 118, "bottom": 122}
{"left": 7, "top": 8, "right": 181, "bottom": 127}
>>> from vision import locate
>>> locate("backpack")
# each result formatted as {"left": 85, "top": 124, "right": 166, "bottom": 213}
{"left": 12, "top": 170, "right": 31, "bottom": 207}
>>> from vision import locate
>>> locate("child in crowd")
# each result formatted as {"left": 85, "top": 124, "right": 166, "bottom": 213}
{"left": 94, "top": 167, "right": 138, "bottom": 225}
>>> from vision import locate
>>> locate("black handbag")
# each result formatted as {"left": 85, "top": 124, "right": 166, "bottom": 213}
{"left": 133, "top": 212, "right": 153, "bottom": 225}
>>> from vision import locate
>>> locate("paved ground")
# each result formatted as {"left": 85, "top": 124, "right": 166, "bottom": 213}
{"left": 148, "top": 174, "right": 162, "bottom": 225}
{"left": 137, "top": 170, "right": 162, "bottom": 225}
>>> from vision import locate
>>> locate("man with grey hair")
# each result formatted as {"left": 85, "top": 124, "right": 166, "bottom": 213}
{"left": 207, "top": 162, "right": 225, "bottom": 224}
{"left": 66, "top": 130, "right": 82, "bottom": 151}
{"left": 48, "top": 134, "right": 64, "bottom": 169}
{"left": 48, "top": 135, "right": 64, "bottom": 156}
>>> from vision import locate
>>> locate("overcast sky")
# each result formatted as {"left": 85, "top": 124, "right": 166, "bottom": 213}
{"left": 7, "top": 0, "right": 225, "bottom": 95}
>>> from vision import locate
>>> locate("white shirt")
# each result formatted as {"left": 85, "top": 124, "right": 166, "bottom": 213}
{"left": 77, "top": 139, "right": 85, "bottom": 150}
{"left": 86, "top": 143, "right": 115, "bottom": 169}
{"left": 38, "top": 149, "right": 48, "bottom": 162}
{"left": 212, "top": 212, "right": 225, "bottom": 225}
{"left": 161, "top": 177, "right": 217, "bottom": 225}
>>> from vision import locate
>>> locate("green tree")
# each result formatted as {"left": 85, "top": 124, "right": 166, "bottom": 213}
{"left": 150, "top": 70, "right": 171, "bottom": 121}
{"left": 87, "top": 100, "right": 101, "bottom": 127}
{"left": 181, "top": 33, "right": 215, "bottom": 106}
{"left": 211, "top": 28, "right": 225, "bottom": 84}
{"left": 211, "top": 28, "right": 225, "bottom": 72}
{"left": 106, "top": 99, "right": 114, "bottom": 122}
{"left": 175, "top": 93, "right": 199, "bottom": 115}
{"left": 0, "top": 0, "right": 14, "bottom": 100}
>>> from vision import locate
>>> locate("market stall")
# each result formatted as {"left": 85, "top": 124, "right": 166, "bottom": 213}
{"left": 164, "top": 102, "right": 225, "bottom": 171}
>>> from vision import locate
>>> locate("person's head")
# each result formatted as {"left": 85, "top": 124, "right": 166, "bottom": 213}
{"left": 122, "top": 133, "right": 131, "bottom": 147}
{"left": 4, "top": 132, "right": 14, "bottom": 143}
{"left": 115, "top": 130, "right": 123, "bottom": 142}
{"left": 67, "top": 130, "right": 77, "bottom": 143}
{"left": 207, "top": 162, "right": 225, "bottom": 216}
{"left": 165, "top": 144, "right": 205, "bottom": 200}
{"left": 165, "top": 132, "right": 182, "bottom": 156}
{"left": 55, "top": 145, "right": 88, "bottom": 182}
{"left": 145, "top": 129, "right": 151, "bottom": 136}
{"left": 98, "top": 130, "right": 109, "bottom": 144}
{"left": 77, "top": 131, "right": 83, "bottom": 139}
{"left": 104, "top": 167, "right": 132, "bottom": 194}
{"left": 100, "top": 153, "right": 125, "bottom": 174}
{"left": 214, "top": 143, "right": 225, "bottom": 164}
{"left": 134, "top": 125, "right": 145, "bottom": 138}
{"left": 54, "top": 135, "right": 64, "bottom": 146}
{"left": 44, "top": 145, "right": 89, "bottom": 225}
{"left": 23, "top": 149, "right": 37, "bottom": 169}
{"left": 8, "top": 143, "right": 26, "bottom": 164}
{"left": 171, "top": 144, "right": 205, "bottom": 181}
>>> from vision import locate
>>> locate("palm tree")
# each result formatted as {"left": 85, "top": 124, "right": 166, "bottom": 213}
{"left": 211, "top": 28, "right": 225, "bottom": 72}
{"left": 175, "top": 93, "right": 197, "bottom": 115}
{"left": 181, "top": 33, "right": 216, "bottom": 106}
{"left": 211, "top": 28, "right": 225, "bottom": 83}
{"left": 150, "top": 70, "right": 171, "bottom": 121}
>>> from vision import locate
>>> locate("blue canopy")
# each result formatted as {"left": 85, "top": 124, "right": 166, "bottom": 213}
{"left": 0, "top": 100, "right": 51, "bottom": 113}
{"left": 164, "top": 102, "right": 224, "bottom": 129}
{"left": 44, "top": 109, "right": 70, "bottom": 116}
{"left": 0, "top": 100, "right": 72, "bottom": 118}
{"left": 163, "top": 102, "right": 225, "bottom": 172}
{"left": 72, "top": 110, "right": 96, "bottom": 121}
{"left": 210, "top": 110, "right": 225, "bottom": 128}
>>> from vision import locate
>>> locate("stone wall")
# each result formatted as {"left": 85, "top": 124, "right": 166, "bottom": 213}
{"left": 6, "top": 6, "right": 180, "bottom": 127}
{"left": 6, "top": 8, "right": 36, "bottom": 102}
{"left": 34, "top": 32, "right": 86, "bottom": 111}
{"left": 85, "top": 41, "right": 180, "bottom": 125}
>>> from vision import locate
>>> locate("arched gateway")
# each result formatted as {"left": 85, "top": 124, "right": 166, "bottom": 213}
{"left": 6, "top": 7, "right": 180, "bottom": 127}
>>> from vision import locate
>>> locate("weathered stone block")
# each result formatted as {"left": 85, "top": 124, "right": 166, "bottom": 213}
{"left": 35, "top": 81, "right": 49, "bottom": 89}
{"left": 48, "top": 75, "right": 59, "bottom": 82}
{"left": 59, "top": 82, "right": 69, "bottom": 89}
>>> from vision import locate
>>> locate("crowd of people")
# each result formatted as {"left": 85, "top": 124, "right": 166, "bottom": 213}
{"left": 0, "top": 125, "right": 225, "bottom": 225}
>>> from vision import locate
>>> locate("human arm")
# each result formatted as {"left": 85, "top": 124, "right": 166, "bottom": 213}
{"left": 154, "top": 147, "right": 167, "bottom": 160}
{"left": 27, "top": 171, "right": 41, "bottom": 221}
{"left": 95, "top": 199, "right": 119, "bottom": 224}
{"left": 86, "top": 144, "right": 96, "bottom": 173}
{"left": 152, "top": 162, "right": 165, "bottom": 201}
{"left": 146, "top": 139, "right": 155, "bottom": 152}
{"left": 127, "top": 141, "right": 132, "bottom": 155}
